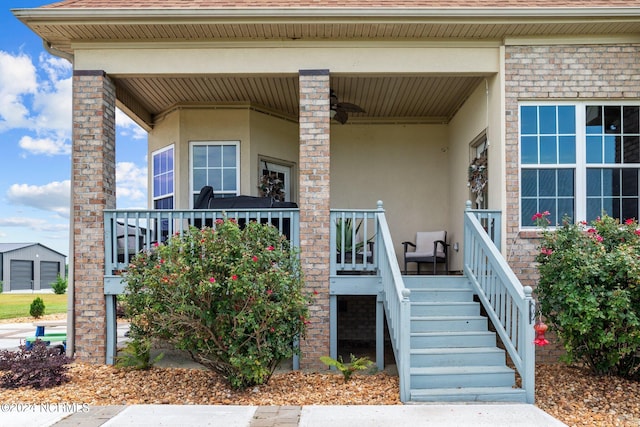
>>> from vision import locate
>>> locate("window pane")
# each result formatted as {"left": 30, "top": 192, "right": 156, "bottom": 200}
{"left": 603, "top": 136, "right": 619, "bottom": 163}
{"left": 521, "top": 136, "right": 538, "bottom": 164}
{"left": 558, "top": 199, "right": 574, "bottom": 223}
{"left": 222, "top": 145, "right": 237, "bottom": 167}
{"left": 153, "top": 154, "right": 161, "bottom": 174}
{"left": 539, "top": 199, "right": 556, "bottom": 224}
{"left": 622, "top": 169, "right": 638, "bottom": 197}
{"left": 193, "top": 169, "right": 206, "bottom": 191}
{"left": 586, "top": 136, "right": 602, "bottom": 163}
{"left": 539, "top": 106, "right": 557, "bottom": 134}
{"left": 622, "top": 198, "right": 639, "bottom": 221}
{"left": 223, "top": 169, "right": 237, "bottom": 191}
{"left": 586, "top": 198, "right": 601, "bottom": 222}
{"left": 558, "top": 106, "right": 576, "bottom": 134}
{"left": 559, "top": 136, "right": 576, "bottom": 163}
{"left": 521, "top": 170, "right": 537, "bottom": 197}
{"left": 624, "top": 136, "right": 640, "bottom": 163}
{"left": 601, "top": 169, "right": 618, "bottom": 197}
{"left": 586, "top": 105, "right": 602, "bottom": 134}
{"left": 558, "top": 169, "right": 574, "bottom": 196}
{"left": 167, "top": 171, "right": 174, "bottom": 194}
{"left": 623, "top": 106, "right": 639, "bottom": 133}
{"left": 209, "top": 169, "right": 222, "bottom": 190}
{"left": 540, "top": 136, "right": 557, "bottom": 163}
{"left": 208, "top": 146, "right": 222, "bottom": 168}
{"left": 603, "top": 198, "right": 618, "bottom": 218}
{"left": 539, "top": 170, "right": 556, "bottom": 196}
{"left": 604, "top": 106, "right": 621, "bottom": 134}
{"left": 521, "top": 106, "right": 538, "bottom": 135}
{"left": 193, "top": 146, "right": 207, "bottom": 167}
{"left": 521, "top": 199, "right": 538, "bottom": 227}
{"left": 586, "top": 169, "right": 602, "bottom": 196}
{"left": 153, "top": 176, "right": 161, "bottom": 198}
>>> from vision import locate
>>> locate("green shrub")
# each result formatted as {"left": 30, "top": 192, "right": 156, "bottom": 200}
{"left": 123, "top": 218, "right": 312, "bottom": 389}
{"left": 115, "top": 337, "right": 163, "bottom": 370}
{"left": 51, "top": 275, "right": 67, "bottom": 295}
{"left": 535, "top": 213, "right": 640, "bottom": 378}
{"left": 320, "top": 354, "right": 375, "bottom": 382}
{"left": 30, "top": 297, "right": 46, "bottom": 319}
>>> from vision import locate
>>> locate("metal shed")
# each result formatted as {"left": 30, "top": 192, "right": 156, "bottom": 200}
{"left": 0, "top": 243, "right": 66, "bottom": 292}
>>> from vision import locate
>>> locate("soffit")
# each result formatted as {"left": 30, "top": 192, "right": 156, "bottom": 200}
{"left": 115, "top": 74, "right": 485, "bottom": 125}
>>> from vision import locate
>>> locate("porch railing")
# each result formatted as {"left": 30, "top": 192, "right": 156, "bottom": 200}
{"left": 102, "top": 208, "right": 300, "bottom": 364}
{"left": 463, "top": 204, "right": 536, "bottom": 404}
{"left": 374, "top": 202, "right": 411, "bottom": 402}
{"left": 329, "top": 209, "right": 379, "bottom": 275}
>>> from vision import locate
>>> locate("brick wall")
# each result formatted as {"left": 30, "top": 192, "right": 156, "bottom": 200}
{"left": 72, "top": 70, "right": 116, "bottom": 363}
{"left": 298, "top": 70, "right": 331, "bottom": 370}
{"left": 504, "top": 44, "right": 640, "bottom": 362}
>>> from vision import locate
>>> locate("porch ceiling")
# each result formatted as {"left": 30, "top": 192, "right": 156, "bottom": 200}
{"left": 114, "top": 74, "right": 486, "bottom": 126}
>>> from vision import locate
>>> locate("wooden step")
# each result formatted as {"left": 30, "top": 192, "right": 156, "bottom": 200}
{"left": 410, "top": 365, "right": 515, "bottom": 389}
{"left": 410, "top": 386, "right": 527, "bottom": 403}
{"left": 410, "top": 347, "right": 506, "bottom": 367}
{"left": 411, "top": 301, "right": 480, "bottom": 316}
{"left": 410, "top": 315, "right": 487, "bottom": 332}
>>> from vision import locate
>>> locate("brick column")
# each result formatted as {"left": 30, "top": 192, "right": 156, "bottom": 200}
{"left": 71, "top": 70, "right": 116, "bottom": 363}
{"left": 298, "top": 70, "right": 331, "bottom": 370}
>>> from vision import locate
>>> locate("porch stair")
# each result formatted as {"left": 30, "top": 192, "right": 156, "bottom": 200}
{"left": 402, "top": 275, "right": 527, "bottom": 403}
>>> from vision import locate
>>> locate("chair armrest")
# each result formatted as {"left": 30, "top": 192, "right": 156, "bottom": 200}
{"left": 434, "top": 240, "right": 449, "bottom": 254}
{"left": 402, "top": 241, "right": 416, "bottom": 253}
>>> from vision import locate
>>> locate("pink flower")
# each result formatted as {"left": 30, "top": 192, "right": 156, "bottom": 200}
{"left": 313, "top": 290, "right": 319, "bottom": 295}
{"left": 270, "top": 327, "right": 275, "bottom": 333}
{"left": 252, "top": 255, "right": 259, "bottom": 262}
{"left": 231, "top": 275, "right": 238, "bottom": 281}
{"left": 587, "top": 228, "right": 597, "bottom": 234}
{"left": 635, "top": 230, "right": 640, "bottom": 236}
{"left": 267, "top": 245, "right": 275, "bottom": 251}
{"left": 595, "top": 235, "right": 604, "bottom": 242}
{"left": 215, "top": 219, "right": 224, "bottom": 225}
{"left": 266, "top": 289, "right": 273, "bottom": 295}
{"left": 209, "top": 277, "right": 216, "bottom": 283}
{"left": 626, "top": 218, "right": 635, "bottom": 225}
{"left": 532, "top": 212, "right": 543, "bottom": 221}
{"left": 153, "top": 242, "right": 159, "bottom": 247}
{"left": 540, "top": 247, "right": 553, "bottom": 256}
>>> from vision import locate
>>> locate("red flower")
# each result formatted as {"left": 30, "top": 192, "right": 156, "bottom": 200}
{"left": 635, "top": 230, "right": 640, "bottom": 236}
{"left": 626, "top": 218, "right": 635, "bottom": 225}
{"left": 215, "top": 219, "right": 224, "bottom": 225}
{"left": 267, "top": 245, "right": 275, "bottom": 251}
{"left": 231, "top": 275, "right": 238, "bottom": 281}
{"left": 252, "top": 255, "right": 259, "bottom": 262}
{"left": 270, "top": 327, "right": 275, "bottom": 333}
{"left": 266, "top": 289, "right": 273, "bottom": 295}
{"left": 540, "top": 247, "right": 553, "bottom": 256}
{"left": 587, "top": 228, "right": 597, "bottom": 233}
{"left": 153, "top": 242, "right": 159, "bottom": 247}
{"left": 209, "top": 277, "right": 216, "bottom": 283}
{"left": 313, "top": 290, "right": 319, "bottom": 295}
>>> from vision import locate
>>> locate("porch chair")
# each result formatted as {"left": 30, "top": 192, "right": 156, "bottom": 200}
{"left": 402, "top": 231, "right": 449, "bottom": 275}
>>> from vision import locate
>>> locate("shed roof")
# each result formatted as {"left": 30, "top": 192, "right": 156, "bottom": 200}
{"left": 0, "top": 243, "right": 66, "bottom": 257}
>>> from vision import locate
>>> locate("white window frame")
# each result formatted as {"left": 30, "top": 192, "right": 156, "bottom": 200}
{"left": 151, "top": 144, "right": 174, "bottom": 210}
{"left": 189, "top": 141, "right": 240, "bottom": 208}
{"left": 519, "top": 100, "right": 640, "bottom": 229}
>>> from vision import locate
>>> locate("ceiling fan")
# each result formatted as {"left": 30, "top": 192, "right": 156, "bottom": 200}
{"left": 330, "top": 90, "right": 366, "bottom": 124}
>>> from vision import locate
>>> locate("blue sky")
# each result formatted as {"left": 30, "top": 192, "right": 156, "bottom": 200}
{"left": 1, "top": 1, "right": 148, "bottom": 257}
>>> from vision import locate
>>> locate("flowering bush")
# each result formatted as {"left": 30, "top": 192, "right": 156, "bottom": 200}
{"left": 535, "top": 212, "right": 640, "bottom": 378}
{"left": 123, "top": 218, "right": 311, "bottom": 388}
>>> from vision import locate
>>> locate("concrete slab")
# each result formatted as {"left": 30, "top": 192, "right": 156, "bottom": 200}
{"left": 0, "top": 405, "right": 77, "bottom": 427}
{"left": 101, "top": 405, "right": 257, "bottom": 427}
{"left": 299, "top": 404, "right": 568, "bottom": 427}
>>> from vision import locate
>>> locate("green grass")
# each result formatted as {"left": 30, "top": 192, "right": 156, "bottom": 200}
{"left": 0, "top": 294, "right": 67, "bottom": 320}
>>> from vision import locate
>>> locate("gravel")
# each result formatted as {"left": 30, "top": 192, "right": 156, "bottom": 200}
{"left": 2, "top": 315, "right": 639, "bottom": 426}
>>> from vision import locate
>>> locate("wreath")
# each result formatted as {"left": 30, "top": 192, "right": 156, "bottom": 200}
{"left": 259, "top": 171, "right": 285, "bottom": 202}
{"left": 468, "top": 155, "right": 487, "bottom": 195}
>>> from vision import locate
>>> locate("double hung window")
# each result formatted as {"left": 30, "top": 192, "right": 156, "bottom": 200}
{"left": 520, "top": 103, "right": 640, "bottom": 227}
{"left": 190, "top": 141, "right": 239, "bottom": 206}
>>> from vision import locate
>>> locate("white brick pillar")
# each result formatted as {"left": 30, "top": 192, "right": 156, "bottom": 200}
{"left": 71, "top": 70, "right": 116, "bottom": 363}
{"left": 298, "top": 70, "right": 331, "bottom": 370}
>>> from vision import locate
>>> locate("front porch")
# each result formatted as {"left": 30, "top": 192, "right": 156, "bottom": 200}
{"left": 102, "top": 203, "right": 535, "bottom": 403}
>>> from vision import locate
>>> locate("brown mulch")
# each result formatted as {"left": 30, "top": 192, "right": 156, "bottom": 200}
{"left": 1, "top": 316, "right": 639, "bottom": 425}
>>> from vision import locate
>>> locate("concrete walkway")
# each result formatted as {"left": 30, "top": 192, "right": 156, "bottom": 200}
{"left": 0, "top": 322, "right": 567, "bottom": 427}
{"left": 1, "top": 404, "right": 567, "bottom": 427}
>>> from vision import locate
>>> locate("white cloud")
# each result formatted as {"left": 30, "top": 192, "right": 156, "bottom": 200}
{"left": 6, "top": 180, "right": 70, "bottom": 217}
{"left": 117, "top": 162, "right": 148, "bottom": 203}
{"left": 0, "top": 217, "right": 68, "bottom": 233}
{"left": 116, "top": 109, "right": 148, "bottom": 140}
{"left": 0, "top": 51, "right": 37, "bottom": 131}
{"left": 18, "top": 135, "right": 71, "bottom": 156}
